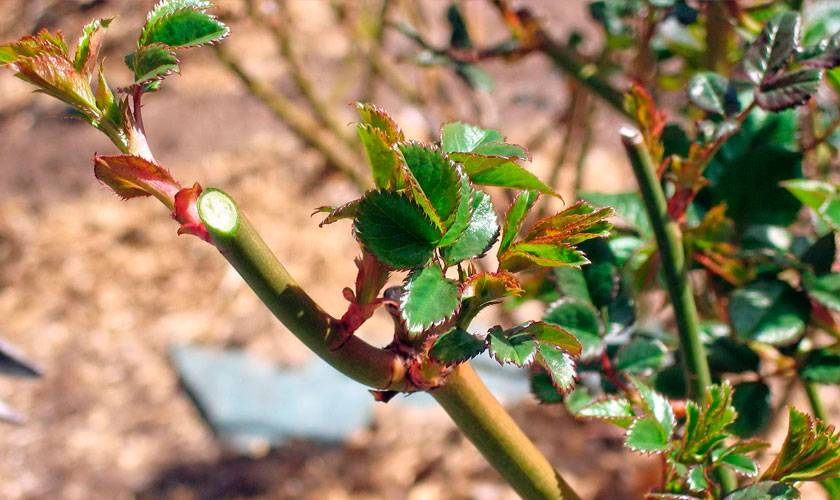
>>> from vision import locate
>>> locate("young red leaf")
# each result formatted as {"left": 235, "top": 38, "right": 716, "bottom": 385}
{"left": 74, "top": 18, "right": 112, "bottom": 77}
{"left": 93, "top": 154, "right": 181, "bottom": 208}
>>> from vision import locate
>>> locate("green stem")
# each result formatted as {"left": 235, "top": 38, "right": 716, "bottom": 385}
{"left": 198, "top": 188, "right": 579, "bottom": 499}
{"left": 197, "top": 188, "right": 404, "bottom": 390}
{"left": 804, "top": 381, "right": 827, "bottom": 421}
{"left": 433, "top": 364, "right": 580, "bottom": 500}
{"left": 621, "top": 130, "right": 737, "bottom": 493}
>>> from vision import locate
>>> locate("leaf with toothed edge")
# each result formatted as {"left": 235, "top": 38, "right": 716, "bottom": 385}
{"left": 398, "top": 142, "right": 464, "bottom": 230}
{"left": 575, "top": 398, "right": 635, "bottom": 428}
{"left": 630, "top": 376, "right": 675, "bottom": 438}
{"left": 756, "top": 69, "right": 822, "bottom": 111}
{"left": 73, "top": 18, "right": 111, "bottom": 77}
{"left": 441, "top": 122, "right": 528, "bottom": 158}
{"left": 625, "top": 417, "right": 671, "bottom": 454}
{"left": 429, "top": 328, "right": 486, "bottom": 364}
{"left": 762, "top": 407, "right": 840, "bottom": 482}
{"left": 125, "top": 43, "right": 179, "bottom": 84}
{"left": 353, "top": 190, "right": 441, "bottom": 270}
{"left": 313, "top": 198, "right": 360, "bottom": 227}
{"left": 450, "top": 153, "right": 559, "bottom": 196}
{"left": 515, "top": 321, "right": 581, "bottom": 357}
{"left": 357, "top": 124, "right": 401, "bottom": 189}
{"left": 438, "top": 175, "right": 475, "bottom": 247}
{"left": 743, "top": 12, "right": 801, "bottom": 85}
{"left": 537, "top": 344, "right": 577, "bottom": 394}
{"left": 724, "top": 482, "right": 800, "bottom": 500}
{"left": 9, "top": 54, "right": 98, "bottom": 116}
{"left": 498, "top": 190, "right": 539, "bottom": 256}
{"left": 441, "top": 189, "right": 499, "bottom": 265}
{"left": 499, "top": 242, "right": 589, "bottom": 272}
{"left": 140, "top": 0, "right": 229, "bottom": 48}
{"left": 400, "top": 266, "right": 460, "bottom": 335}
{"left": 355, "top": 102, "right": 404, "bottom": 144}
{"left": 544, "top": 298, "right": 602, "bottom": 361}
{"left": 488, "top": 326, "right": 536, "bottom": 367}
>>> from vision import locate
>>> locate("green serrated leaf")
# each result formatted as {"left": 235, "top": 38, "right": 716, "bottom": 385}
{"left": 575, "top": 397, "right": 635, "bottom": 428}
{"left": 728, "top": 280, "right": 809, "bottom": 346}
{"left": 440, "top": 189, "right": 499, "bottom": 265}
{"left": 438, "top": 175, "right": 475, "bottom": 247}
{"left": 488, "top": 326, "right": 537, "bottom": 367}
{"left": 499, "top": 242, "right": 589, "bottom": 272}
{"left": 74, "top": 18, "right": 111, "bottom": 76}
{"left": 398, "top": 142, "right": 463, "bottom": 230}
{"left": 355, "top": 102, "right": 404, "bottom": 144}
{"left": 357, "top": 125, "right": 400, "bottom": 189}
{"left": 730, "top": 381, "right": 771, "bottom": 438}
{"left": 400, "top": 266, "right": 460, "bottom": 334}
{"left": 799, "top": 348, "right": 840, "bottom": 384}
{"left": 537, "top": 344, "right": 577, "bottom": 394}
{"left": 721, "top": 453, "right": 760, "bottom": 477}
{"left": 441, "top": 122, "right": 527, "bottom": 158}
{"left": 353, "top": 190, "right": 440, "bottom": 269}
{"left": 499, "top": 190, "right": 539, "bottom": 256}
{"left": 724, "top": 482, "right": 800, "bottom": 500}
{"left": 449, "top": 153, "right": 558, "bottom": 196}
{"left": 631, "top": 376, "right": 675, "bottom": 438}
{"left": 140, "top": 1, "right": 229, "bottom": 48}
{"left": 743, "top": 12, "right": 801, "bottom": 85}
{"left": 756, "top": 69, "right": 822, "bottom": 111}
{"left": 615, "top": 338, "right": 667, "bottom": 374}
{"left": 544, "top": 298, "right": 603, "bottom": 361}
{"left": 626, "top": 417, "right": 670, "bottom": 453}
{"left": 762, "top": 407, "right": 840, "bottom": 482}
{"left": 125, "top": 44, "right": 179, "bottom": 84}
{"left": 518, "top": 321, "right": 582, "bottom": 356}
{"left": 687, "top": 466, "right": 709, "bottom": 492}
{"left": 429, "top": 328, "right": 485, "bottom": 364}
{"left": 688, "top": 72, "right": 739, "bottom": 116}
{"left": 530, "top": 371, "right": 565, "bottom": 404}
{"left": 802, "top": 272, "right": 840, "bottom": 312}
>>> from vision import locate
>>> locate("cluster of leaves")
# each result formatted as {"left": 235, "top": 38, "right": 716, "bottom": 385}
{"left": 571, "top": 377, "right": 840, "bottom": 498}
{"left": 318, "top": 104, "right": 613, "bottom": 391}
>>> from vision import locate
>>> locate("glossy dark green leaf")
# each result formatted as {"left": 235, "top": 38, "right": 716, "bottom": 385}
{"left": 707, "top": 337, "right": 760, "bottom": 375}
{"left": 730, "top": 381, "right": 771, "bottom": 438}
{"left": 721, "top": 453, "right": 760, "bottom": 477}
{"left": 429, "top": 328, "right": 485, "bottom": 364}
{"left": 498, "top": 190, "right": 539, "bottom": 256}
{"left": 125, "top": 44, "right": 179, "bottom": 84}
{"left": 575, "top": 397, "right": 635, "bottom": 428}
{"left": 688, "top": 72, "right": 740, "bottom": 115}
{"left": 625, "top": 417, "right": 670, "bottom": 453}
{"left": 728, "top": 280, "right": 809, "bottom": 346}
{"left": 743, "top": 12, "right": 801, "bottom": 85}
{"left": 517, "top": 321, "right": 581, "bottom": 356}
{"left": 530, "top": 371, "right": 564, "bottom": 404}
{"left": 353, "top": 190, "right": 440, "bottom": 269}
{"left": 438, "top": 176, "right": 475, "bottom": 247}
{"left": 140, "top": 0, "right": 229, "bottom": 48}
{"left": 802, "top": 272, "right": 840, "bottom": 311}
{"left": 537, "top": 344, "right": 577, "bottom": 394}
{"left": 724, "top": 482, "right": 799, "bottom": 500}
{"left": 687, "top": 466, "right": 709, "bottom": 492}
{"left": 400, "top": 265, "right": 460, "bottom": 334}
{"left": 440, "top": 189, "right": 499, "bottom": 265}
{"left": 615, "top": 338, "right": 667, "bottom": 374}
{"left": 488, "top": 325, "right": 537, "bottom": 367}
{"left": 449, "top": 153, "right": 557, "bottom": 196}
{"left": 552, "top": 267, "right": 592, "bottom": 303}
{"left": 631, "top": 376, "right": 675, "bottom": 437}
{"left": 357, "top": 125, "right": 400, "bottom": 189}
{"left": 801, "top": 233, "right": 837, "bottom": 276}
{"left": 762, "top": 407, "right": 840, "bottom": 482}
{"left": 544, "top": 298, "right": 602, "bottom": 361}
{"left": 799, "top": 348, "right": 840, "bottom": 384}
{"left": 398, "top": 143, "right": 464, "bottom": 230}
{"left": 441, "top": 122, "right": 527, "bottom": 158}
{"left": 756, "top": 69, "right": 822, "bottom": 111}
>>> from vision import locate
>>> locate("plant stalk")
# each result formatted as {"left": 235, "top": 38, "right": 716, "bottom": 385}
{"left": 197, "top": 189, "right": 580, "bottom": 498}
{"left": 197, "top": 188, "right": 403, "bottom": 390}
{"left": 433, "top": 363, "right": 580, "bottom": 500}
{"left": 621, "top": 129, "right": 737, "bottom": 493}
{"left": 804, "top": 381, "right": 827, "bottom": 422}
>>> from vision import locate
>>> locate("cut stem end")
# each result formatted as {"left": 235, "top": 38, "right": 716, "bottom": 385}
{"left": 198, "top": 189, "right": 240, "bottom": 236}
